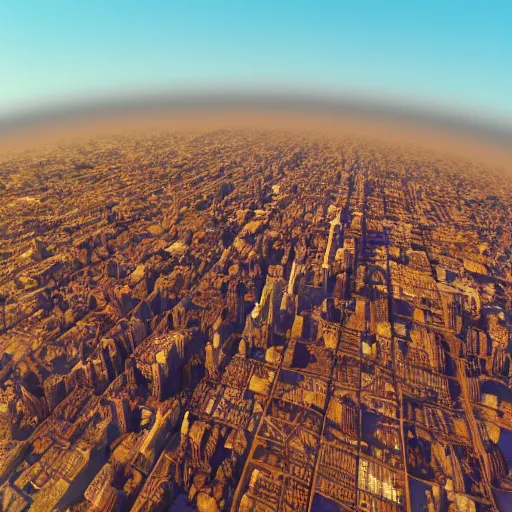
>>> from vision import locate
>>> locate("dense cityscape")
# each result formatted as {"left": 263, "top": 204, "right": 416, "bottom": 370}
{"left": 0, "top": 129, "right": 511, "bottom": 511}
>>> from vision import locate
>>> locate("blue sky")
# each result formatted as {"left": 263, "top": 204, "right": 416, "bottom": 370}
{"left": 1, "top": 1, "right": 511, "bottom": 127}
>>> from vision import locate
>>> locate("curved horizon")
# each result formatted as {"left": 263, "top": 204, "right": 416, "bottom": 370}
{"left": 2, "top": 2, "right": 510, "bottom": 138}
{"left": 1, "top": 89, "right": 511, "bottom": 146}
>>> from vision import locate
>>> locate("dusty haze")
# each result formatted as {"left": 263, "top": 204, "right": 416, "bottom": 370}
{"left": 1, "top": 107, "right": 512, "bottom": 174}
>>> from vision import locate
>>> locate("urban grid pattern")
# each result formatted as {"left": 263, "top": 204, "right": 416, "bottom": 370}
{"left": 0, "top": 130, "right": 511, "bottom": 511}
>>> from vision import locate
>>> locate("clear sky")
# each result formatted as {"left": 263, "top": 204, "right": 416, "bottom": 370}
{"left": 1, "top": 1, "right": 511, "bottom": 128}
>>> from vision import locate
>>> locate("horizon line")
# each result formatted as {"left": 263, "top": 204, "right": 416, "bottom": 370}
{"left": 1, "top": 90, "right": 511, "bottom": 146}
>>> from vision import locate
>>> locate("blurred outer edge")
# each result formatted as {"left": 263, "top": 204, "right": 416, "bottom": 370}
{"left": 0, "top": 91, "right": 511, "bottom": 145}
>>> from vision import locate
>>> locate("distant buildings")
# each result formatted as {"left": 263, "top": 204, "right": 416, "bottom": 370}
{"left": 0, "top": 130, "right": 510, "bottom": 511}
